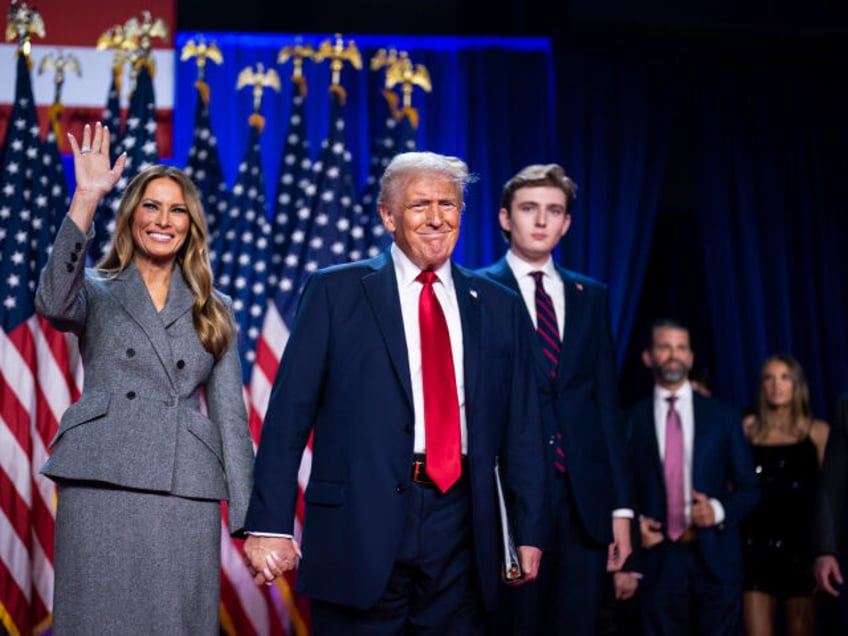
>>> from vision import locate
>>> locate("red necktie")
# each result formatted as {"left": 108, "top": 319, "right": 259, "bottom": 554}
{"left": 664, "top": 395, "right": 686, "bottom": 540}
{"left": 417, "top": 270, "right": 461, "bottom": 493}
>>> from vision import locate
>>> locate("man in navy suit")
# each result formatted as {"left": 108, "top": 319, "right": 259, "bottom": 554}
{"left": 478, "top": 163, "right": 632, "bottom": 635}
{"left": 242, "top": 152, "right": 548, "bottom": 635}
{"left": 626, "top": 319, "right": 759, "bottom": 635}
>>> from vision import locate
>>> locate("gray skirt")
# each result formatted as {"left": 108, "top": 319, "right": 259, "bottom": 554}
{"left": 52, "top": 481, "right": 221, "bottom": 635}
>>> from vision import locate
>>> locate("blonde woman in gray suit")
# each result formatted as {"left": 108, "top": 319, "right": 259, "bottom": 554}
{"left": 35, "top": 122, "right": 254, "bottom": 635}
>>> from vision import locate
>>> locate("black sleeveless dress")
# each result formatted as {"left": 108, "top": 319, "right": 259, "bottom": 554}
{"left": 741, "top": 437, "right": 819, "bottom": 597}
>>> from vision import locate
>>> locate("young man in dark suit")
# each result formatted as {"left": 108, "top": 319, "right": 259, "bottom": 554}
{"left": 478, "top": 164, "right": 632, "bottom": 635}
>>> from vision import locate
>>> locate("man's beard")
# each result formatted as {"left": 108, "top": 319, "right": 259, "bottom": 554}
{"left": 658, "top": 360, "right": 690, "bottom": 385}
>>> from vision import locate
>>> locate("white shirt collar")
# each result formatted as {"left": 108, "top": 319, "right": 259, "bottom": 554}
{"left": 390, "top": 243, "right": 455, "bottom": 295}
{"left": 655, "top": 380, "right": 693, "bottom": 403}
{"left": 506, "top": 249, "right": 557, "bottom": 281}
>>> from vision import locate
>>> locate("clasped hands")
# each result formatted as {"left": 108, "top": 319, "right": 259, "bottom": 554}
{"left": 640, "top": 489, "right": 716, "bottom": 549}
{"left": 243, "top": 535, "right": 302, "bottom": 586}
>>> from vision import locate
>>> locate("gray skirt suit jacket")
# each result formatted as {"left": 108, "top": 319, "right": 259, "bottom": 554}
{"left": 35, "top": 216, "right": 254, "bottom": 633}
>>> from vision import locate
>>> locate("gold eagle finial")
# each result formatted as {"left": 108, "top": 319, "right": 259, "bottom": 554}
{"left": 313, "top": 33, "right": 362, "bottom": 99}
{"left": 181, "top": 36, "right": 223, "bottom": 82}
{"left": 385, "top": 51, "right": 431, "bottom": 109}
{"left": 38, "top": 50, "right": 82, "bottom": 106}
{"left": 236, "top": 62, "right": 281, "bottom": 132}
{"left": 6, "top": 0, "right": 45, "bottom": 59}
{"left": 278, "top": 37, "right": 316, "bottom": 97}
{"left": 123, "top": 10, "right": 169, "bottom": 77}
{"left": 96, "top": 24, "right": 133, "bottom": 94}
{"left": 278, "top": 36, "right": 316, "bottom": 94}
{"left": 369, "top": 47, "right": 398, "bottom": 72}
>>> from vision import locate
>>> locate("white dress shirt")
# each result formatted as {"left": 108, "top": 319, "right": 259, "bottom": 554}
{"left": 391, "top": 244, "right": 468, "bottom": 455}
{"left": 652, "top": 381, "right": 725, "bottom": 526}
{"left": 250, "top": 247, "right": 468, "bottom": 540}
{"left": 506, "top": 250, "right": 565, "bottom": 339}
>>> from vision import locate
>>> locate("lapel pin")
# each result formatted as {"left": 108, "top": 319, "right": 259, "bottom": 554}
{"left": 469, "top": 289, "right": 478, "bottom": 299}
{"left": 575, "top": 282, "right": 583, "bottom": 292}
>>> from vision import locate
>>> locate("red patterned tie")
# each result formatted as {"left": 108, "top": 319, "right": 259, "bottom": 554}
{"left": 532, "top": 271, "right": 566, "bottom": 472}
{"left": 531, "top": 271, "right": 561, "bottom": 379}
{"left": 664, "top": 395, "right": 686, "bottom": 541}
{"left": 417, "top": 270, "right": 461, "bottom": 492}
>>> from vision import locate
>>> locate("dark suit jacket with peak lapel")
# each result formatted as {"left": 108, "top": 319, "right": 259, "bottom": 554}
{"left": 625, "top": 392, "right": 760, "bottom": 583}
{"left": 478, "top": 256, "right": 631, "bottom": 543}
{"left": 245, "top": 250, "right": 549, "bottom": 611}
{"left": 35, "top": 216, "right": 254, "bottom": 535}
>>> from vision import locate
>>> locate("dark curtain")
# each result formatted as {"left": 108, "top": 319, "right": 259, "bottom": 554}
{"left": 690, "top": 54, "right": 848, "bottom": 418}
{"left": 552, "top": 45, "right": 678, "bottom": 369}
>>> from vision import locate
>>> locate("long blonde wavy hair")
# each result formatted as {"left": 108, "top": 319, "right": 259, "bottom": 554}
{"left": 97, "top": 165, "right": 233, "bottom": 359}
{"left": 747, "top": 353, "right": 813, "bottom": 442}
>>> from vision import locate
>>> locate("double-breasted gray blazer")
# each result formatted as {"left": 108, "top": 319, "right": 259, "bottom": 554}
{"left": 35, "top": 216, "right": 254, "bottom": 534}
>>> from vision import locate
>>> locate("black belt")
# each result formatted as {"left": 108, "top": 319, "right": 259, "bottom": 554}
{"left": 411, "top": 454, "right": 468, "bottom": 488}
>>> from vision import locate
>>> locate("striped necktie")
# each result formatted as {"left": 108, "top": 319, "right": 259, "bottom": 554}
{"left": 531, "top": 271, "right": 561, "bottom": 379}
{"left": 532, "top": 271, "right": 565, "bottom": 472}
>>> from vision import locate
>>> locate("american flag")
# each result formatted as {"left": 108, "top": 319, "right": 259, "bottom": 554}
{"left": 268, "top": 78, "right": 312, "bottom": 289}
{"left": 90, "top": 69, "right": 122, "bottom": 263}
{"left": 102, "top": 69, "right": 123, "bottom": 164}
{"left": 184, "top": 80, "right": 228, "bottom": 268}
{"left": 358, "top": 89, "right": 418, "bottom": 258}
{"left": 1, "top": 52, "right": 79, "bottom": 636}
{"left": 274, "top": 87, "right": 363, "bottom": 327}
{"left": 212, "top": 122, "right": 272, "bottom": 384}
{"left": 211, "top": 115, "right": 316, "bottom": 635}
{"left": 91, "top": 63, "right": 159, "bottom": 263}
{"left": 358, "top": 90, "right": 398, "bottom": 258}
{"left": 243, "top": 86, "right": 369, "bottom": 636}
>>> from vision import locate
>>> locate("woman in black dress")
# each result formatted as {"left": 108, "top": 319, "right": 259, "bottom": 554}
{"left": 742, "top": 354, "right": 829, "bottom": 636}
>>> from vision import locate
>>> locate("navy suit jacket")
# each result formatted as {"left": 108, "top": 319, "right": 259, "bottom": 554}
{"left": 478, "top": 256, "right": 630, "bottom": 544}
{"left": 625, "top": 392, "right": 760, "bottom": 583}
{"left": 246, "top": 251, "right": 549, "bottom": 610}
